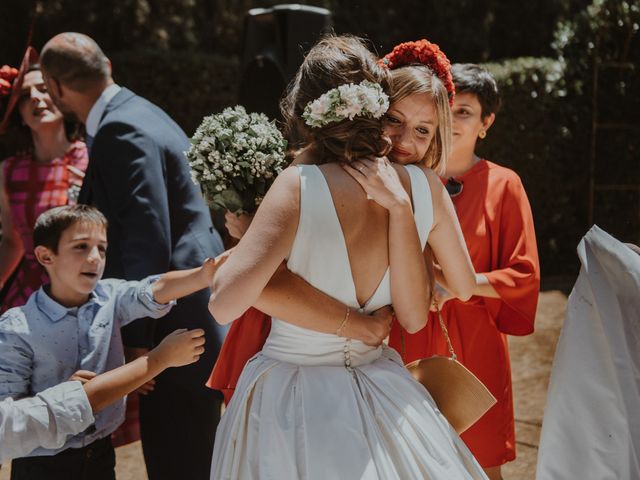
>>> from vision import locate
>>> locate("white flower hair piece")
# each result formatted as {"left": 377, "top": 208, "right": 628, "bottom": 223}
{"left": 302, "top": 80, "right": 390, "bottom": 128}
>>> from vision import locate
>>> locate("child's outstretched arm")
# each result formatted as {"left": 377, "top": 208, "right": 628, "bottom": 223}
{"left": 83, "top": 328, "right": 205, "bottom": 412}
{"left": 0, "top": 329, "right": 204, "bottom": 462}
{"left": 152, "top": 252, "right": 231, "bottom": 305}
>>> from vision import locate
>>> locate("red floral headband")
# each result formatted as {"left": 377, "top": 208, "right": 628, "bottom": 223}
{"left": 0, "top": 65, "right": 19, "bottom": 98}
{"left": 0, "top": 47, "right": 39, "bottom": 135}
{"left": 380, "top": 39, "right": 455, "bottom": 106}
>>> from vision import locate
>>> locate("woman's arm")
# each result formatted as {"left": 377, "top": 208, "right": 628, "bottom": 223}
{"left": 0, "top": 167, "right": 24, "bottom": 288}
{"left": 426, "top": 170, "right": 476, "bottom": 301}
{"left": 255, "top": 265, "right": 392, "bottom": 345}
{"left": 473, "top": 274, "right": 499, "bottom": 297}
{"left": 432, "top": 273, "right": 498, "bottom": 310}
{"left": 224, "top": 209, "right": 391, "bottom": 345}
{"left": 344, "top": 158, "right": 429, "bottom": 333}
{"left": 433, "top": 266, "right": 496, "bottom": 299}
{"left": 209, "top": 167, "right": 302, "bottom": 323}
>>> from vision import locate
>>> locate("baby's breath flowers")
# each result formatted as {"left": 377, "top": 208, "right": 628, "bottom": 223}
{"left": 187, "top": 106, "right": 288, "bottom": 214}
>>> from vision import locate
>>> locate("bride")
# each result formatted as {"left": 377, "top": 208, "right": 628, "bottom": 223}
{"left": 208, "top": 35, "right": 487, "bottom": 479}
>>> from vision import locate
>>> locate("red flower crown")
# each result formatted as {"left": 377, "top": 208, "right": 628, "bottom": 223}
{"left": 0, "top": 65, "right": 19, "bottom": 98}
{"left": 0, "top": 47, "right": 39, "bottom": 135}
{"left": 380, "top": 39, "right": 455, "bottom": 106}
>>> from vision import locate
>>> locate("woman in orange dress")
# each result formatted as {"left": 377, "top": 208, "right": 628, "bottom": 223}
{"left": 389, "top": 63, "right": 540, "bottom": 480}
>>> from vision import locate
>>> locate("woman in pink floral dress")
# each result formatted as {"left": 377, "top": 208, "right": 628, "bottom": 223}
{"left": 0, "top": 48, "right": 87, "bottom": 311}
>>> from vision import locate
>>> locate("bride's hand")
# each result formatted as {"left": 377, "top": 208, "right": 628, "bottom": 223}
{"left": 342, "top": 157, "right": 411, "bottom": 211}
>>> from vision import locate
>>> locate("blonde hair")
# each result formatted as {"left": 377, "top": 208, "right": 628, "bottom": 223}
{"left": 389, "top": 65, "right": 451, "bottom": 176}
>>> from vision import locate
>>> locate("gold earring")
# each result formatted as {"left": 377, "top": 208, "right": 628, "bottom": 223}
{"left": 478, "top": 130, "right": 487, "bottom": 139}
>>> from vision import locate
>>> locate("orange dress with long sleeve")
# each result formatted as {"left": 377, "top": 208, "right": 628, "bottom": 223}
{"left": 389, "top": 159, "right": 540, "bottom": 468}
{"left": 207, "top": 307, "right": 271, "bottom": 404}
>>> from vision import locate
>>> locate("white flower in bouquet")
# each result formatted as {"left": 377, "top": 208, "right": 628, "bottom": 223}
{"left": 186, "top": 106, "right": 288, "bottom": 214}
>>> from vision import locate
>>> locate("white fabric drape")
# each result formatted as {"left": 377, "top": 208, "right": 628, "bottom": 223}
{"left": 536, "top": 225, "right": 640, "bottom": 480}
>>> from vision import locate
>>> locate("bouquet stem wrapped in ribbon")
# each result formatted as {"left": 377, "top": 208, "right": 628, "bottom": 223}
{"left": 187, "top": 106, "right": 288, "bottom": 214}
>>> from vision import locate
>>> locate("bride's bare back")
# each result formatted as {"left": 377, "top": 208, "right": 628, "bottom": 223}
{"left": 318, "top": 162, "right": 409, "bottom": 307}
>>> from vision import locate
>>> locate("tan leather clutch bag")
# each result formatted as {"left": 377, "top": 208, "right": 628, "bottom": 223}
{"left": 402, "top": 304, "right": 497, "bottom": 434}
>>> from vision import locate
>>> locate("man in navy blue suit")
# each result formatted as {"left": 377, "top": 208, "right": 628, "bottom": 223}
{"left": 41, "top": 33, "right": 225, "bottom": 480}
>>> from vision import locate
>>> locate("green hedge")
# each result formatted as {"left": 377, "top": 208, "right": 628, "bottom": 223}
{"left": 2, "top": 0, "right": 588, "bottom": 68}
{"left": 110, "top": 50, "right": 240, "bottom": 137}
{"left": 552, "top": 0, "right": 640, "bottom": 247}
{"left": 329, "top": 0, "right": 583, "bottom": 62}
{"left": 478, "top": 57, "right": 588, "bottom": 277}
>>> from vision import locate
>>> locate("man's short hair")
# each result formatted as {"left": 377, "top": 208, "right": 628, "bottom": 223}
{"left": 451, "top": 63, "right": 501, "bottom": 118}
{"left": 41, "top": 33, "right": 110, "bottom": 92}
{"left": 33, "top": 205, "right": 108, "bottom": 252}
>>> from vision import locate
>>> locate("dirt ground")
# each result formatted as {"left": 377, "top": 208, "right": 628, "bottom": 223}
{"left": 502, "top": 289, "right": 567, "bottom": 479}
{"left": 0, "top": 289, "right": 569, "bottom": 480}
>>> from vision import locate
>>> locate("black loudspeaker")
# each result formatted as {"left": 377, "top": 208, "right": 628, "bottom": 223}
{"left": 238, "top": 4, "right": 331, "bottom": 120}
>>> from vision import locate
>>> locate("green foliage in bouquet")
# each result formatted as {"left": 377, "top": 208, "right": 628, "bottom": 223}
{"left": 187, "top": 106, "right": 288, "bottom": 214}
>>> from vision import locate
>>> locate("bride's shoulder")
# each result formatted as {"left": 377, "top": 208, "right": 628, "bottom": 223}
{"left": 277, "top": 164, "right": 301, "bottom": 183}
{"left": 264, "top": 166, "right": 301, "bottom": 204}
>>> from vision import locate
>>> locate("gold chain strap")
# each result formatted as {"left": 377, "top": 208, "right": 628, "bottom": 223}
{"left": 435, "top": 302, "right": 457, "bottom": 361}
{"left": 400, "top": 300, "right": 457, "bottom": 361}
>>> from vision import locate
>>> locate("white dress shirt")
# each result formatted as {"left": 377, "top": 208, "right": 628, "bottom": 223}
{"left": 85, "top": 83, "right": 122, "bottom": 137}
{"left": 0, "top": 381, "right": 94, "bottom": 462}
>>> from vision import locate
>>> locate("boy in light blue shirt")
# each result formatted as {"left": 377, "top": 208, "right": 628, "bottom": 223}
{"left": 0, "top": 327, "right": 206, "bottom": 462}
{"left": 0, "top": 205, "right": 224, "bottom": 479}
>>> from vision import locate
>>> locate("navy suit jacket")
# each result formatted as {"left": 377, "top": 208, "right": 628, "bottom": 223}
{"left": 79, "top": 88, "right": 225, "bottom": 389}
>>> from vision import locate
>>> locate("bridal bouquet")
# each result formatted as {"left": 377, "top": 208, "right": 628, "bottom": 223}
{"left": 187, "top": 106, "right": 288, "bottom": 214}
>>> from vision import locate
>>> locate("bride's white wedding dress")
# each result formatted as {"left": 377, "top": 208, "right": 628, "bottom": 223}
{"left": 210, "top": 165, "right": 487, "bottom": 479}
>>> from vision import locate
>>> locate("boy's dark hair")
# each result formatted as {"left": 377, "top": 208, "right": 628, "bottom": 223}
{"left": 451, "top": 63, "right": 501, "bottom": 118}
{"left": 33, "top": 205, "right": 108, "bottom": 252}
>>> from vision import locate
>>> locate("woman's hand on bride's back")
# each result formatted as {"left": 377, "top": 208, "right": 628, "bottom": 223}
{"left": 342, "top": 157, "right": 411, "bottom": 211}
{"left": 362, "top": 305, "right": 394, "bottom": 346}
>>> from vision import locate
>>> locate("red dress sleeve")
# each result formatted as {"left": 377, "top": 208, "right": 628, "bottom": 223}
{"left": 483, "top": 175, "right": 540, "bottom": 335}
{"left": 206, "top": 307, "right": 271, "bottom": 404}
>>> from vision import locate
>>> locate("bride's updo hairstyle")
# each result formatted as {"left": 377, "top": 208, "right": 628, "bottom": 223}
{"left": 281, "top": 35, "right": 391, "bottom": 164}
{"left": 381, "top": 40, "right": 454, "bottom": 176}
